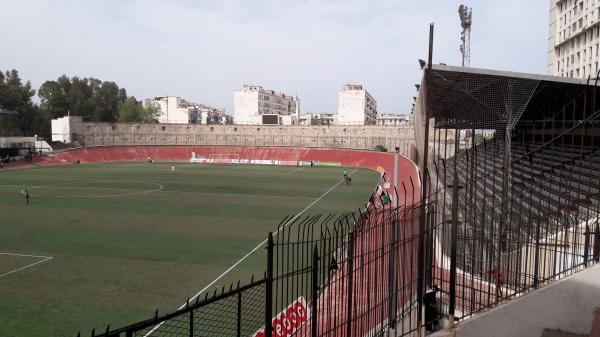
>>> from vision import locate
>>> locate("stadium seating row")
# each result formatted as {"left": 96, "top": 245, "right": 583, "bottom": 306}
{"left": 442, "top": 138, "right": 600, "bottom": 278}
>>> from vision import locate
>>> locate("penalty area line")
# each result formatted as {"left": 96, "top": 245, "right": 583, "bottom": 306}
{"left": 142, "top": 168, "right": 358, "bottom": 337}
{"left": 0, "top": 253, "right": 53, "bottom": 279}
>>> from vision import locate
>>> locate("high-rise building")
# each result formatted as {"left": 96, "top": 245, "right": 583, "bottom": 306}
{"left": 336, "top": 84, "right": 377, "bottom": 125}
{"left": 548, "top": 0, "right": 600, "bottom": 78}
{"left": 233, "top": 85, "right": 300, "bottom": 125}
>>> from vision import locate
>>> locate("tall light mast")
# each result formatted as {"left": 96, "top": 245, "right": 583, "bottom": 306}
{"left": 459, "top": 5, "right": 472, "bottom": 67}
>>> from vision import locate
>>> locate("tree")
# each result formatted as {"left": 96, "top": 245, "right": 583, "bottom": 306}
{"left": 2, "top": 69, "right": 152, "bottom": 138}
{"left": 38, "top": 80, "right": 69, "bottom": 118}
{"left": 38, "top": 75, "right": 129, "bottom": 122}
{"left": 118, "top": 97, "right": 158, "bottom": 123}
{"left": 0, "top": 69, "right": 44, "bottom": 136}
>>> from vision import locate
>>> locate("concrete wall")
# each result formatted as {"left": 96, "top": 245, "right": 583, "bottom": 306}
{"left": 69, "top": 121, "right": 416, "bottom": 155}
{"left": 431, "top": 263, "right": 600, "bottom": 337}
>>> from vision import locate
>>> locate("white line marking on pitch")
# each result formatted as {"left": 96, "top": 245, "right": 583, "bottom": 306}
{"left": 19, "top": 181, "right": 164, "bottom": 198}
{"left": 160, "top": 189, "right": 316, "bottom": 200}
{"left": 0, "top": 253, "right": 53, "bottom": 279}
{"left": 285, "top": 167, "right": 303, "bottom": 175}
{"left": 143, "top": 168, "right": 358, "bottom": 337}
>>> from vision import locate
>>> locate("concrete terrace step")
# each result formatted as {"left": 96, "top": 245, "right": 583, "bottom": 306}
{"left": 541, "top": 329, "right": 588, "bottom": 337}
{"left": 591, "top": 308, "right": 600, "bottom": 337}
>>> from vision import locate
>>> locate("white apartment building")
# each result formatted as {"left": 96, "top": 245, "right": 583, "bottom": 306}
{"left": 376, "top": 113, "right": 412, "bottom": 126}
{"left": 143, "top": 96, "right": 230, "bottom": 124}
{"left": 298, "top": 113, "right": 337, "bottom": 126}
{"left": 336, "top": 84, "right": 377, "bottom": 125}
{"left": 233, "top": 85, "right": 300, "bottom": 125}
{"left": 548, "top": 0, "right": 600, "bottom": 78}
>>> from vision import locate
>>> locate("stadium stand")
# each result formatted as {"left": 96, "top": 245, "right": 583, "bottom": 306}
{"left": 442, "top": 137, "right": 600, "bottom": 284}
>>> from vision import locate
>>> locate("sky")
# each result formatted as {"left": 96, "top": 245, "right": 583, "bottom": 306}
{"left": 0, "top": 0, "right": 549, "bottom": 115}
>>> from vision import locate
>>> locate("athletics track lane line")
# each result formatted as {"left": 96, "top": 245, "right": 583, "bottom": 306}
{"left": 142, "top": 168, "right": 358, "bottom": 337}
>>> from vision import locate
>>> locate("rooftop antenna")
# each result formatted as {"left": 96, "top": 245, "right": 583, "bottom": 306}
{"left": 459, "top": 4, "right": 472, "bottom": 67}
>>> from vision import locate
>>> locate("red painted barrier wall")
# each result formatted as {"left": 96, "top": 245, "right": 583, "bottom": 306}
{"left": 31, "top": 145, "right": 420, "bottom": 204}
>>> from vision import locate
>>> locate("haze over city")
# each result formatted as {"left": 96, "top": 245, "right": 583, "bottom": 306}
{"left": 1, "top": 0, "right": 547, "bottom": 115}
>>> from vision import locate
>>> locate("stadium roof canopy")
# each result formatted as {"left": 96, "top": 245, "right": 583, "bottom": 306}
{"left": 423, "top": 64, "right": 598, "bottom": 130}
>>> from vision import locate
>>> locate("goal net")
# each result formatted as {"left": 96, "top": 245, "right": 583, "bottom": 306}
{"left": 190, "top": 153, "right": 241, "bottom": 164}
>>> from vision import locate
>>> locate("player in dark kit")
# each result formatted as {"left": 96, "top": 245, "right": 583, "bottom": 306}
{"left": 343, "top": 170, "right": 350, "bottom": 185}
{"left": 24, "top": 189, "right": 30, "bottom": 205}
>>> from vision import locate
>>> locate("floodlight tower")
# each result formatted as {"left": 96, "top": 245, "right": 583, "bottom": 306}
{"left": 459, "top": 5, "right": 472, "bottom": 67}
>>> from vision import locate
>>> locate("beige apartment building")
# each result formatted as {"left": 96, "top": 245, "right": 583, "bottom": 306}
{"left": 548, "top": 0, "right": 600, "bottom": 78}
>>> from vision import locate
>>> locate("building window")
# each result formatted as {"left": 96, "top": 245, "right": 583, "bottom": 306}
{"left": 161, "top": 126, "right": 166, "bottom": 131}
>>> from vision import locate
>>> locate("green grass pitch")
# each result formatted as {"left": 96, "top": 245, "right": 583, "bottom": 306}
{"left": 0, "top": 162, "right": 379, "bottom": 337}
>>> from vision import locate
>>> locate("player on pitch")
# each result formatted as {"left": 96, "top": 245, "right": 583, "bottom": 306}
{"left": 343, "top": 170, "right": 349, "bottom": 185}
{"left": 24, "top": 188, "right": 30, "bottom": 206}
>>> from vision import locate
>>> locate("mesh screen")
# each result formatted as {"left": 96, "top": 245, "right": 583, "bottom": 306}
{"left": 131, "top": 284, "right": 265, "bottom": 337}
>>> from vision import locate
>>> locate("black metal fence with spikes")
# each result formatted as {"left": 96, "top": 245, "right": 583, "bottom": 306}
{"left": 77, "top": 180, "right": 425, "bottom": 337}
